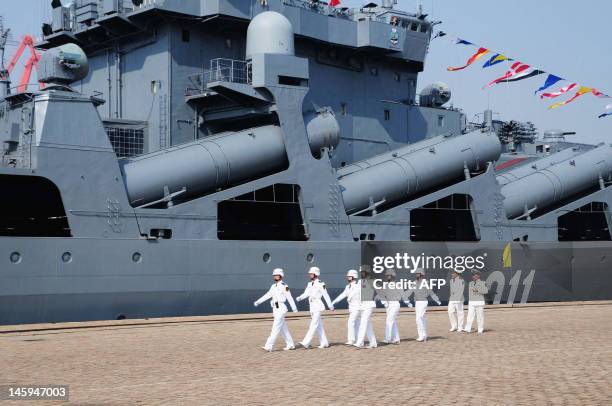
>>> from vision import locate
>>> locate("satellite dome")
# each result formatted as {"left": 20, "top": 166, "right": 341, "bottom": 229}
{"left": 246, "top": 11, "right": 295, "bottom": 60}
{"left": 420, "top": 82, "right": 451, "bottom": 107}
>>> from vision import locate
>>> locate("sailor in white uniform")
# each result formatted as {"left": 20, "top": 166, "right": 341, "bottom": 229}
{"left": 403, "top": 268, "right": 441, "bottom": 342}
{"left": 354, "top": 268, "right": 377, "bottom": 349}
{"left": 331, "top": 269, "right": 361, "bottom": 345}
{"left": 448, "top": 270, "right": 465, "bottom": 332}
{"left": 254, "top": 268, "right": 298, "bottom": 351}
{"left": 296, "top": 266, "right": 334, "bottom": 348}
{"left": 374, "top": 269, "right": 404, "bottom": 344}
{"left": 463, "top": 270, "right": 489, "bottom": 334}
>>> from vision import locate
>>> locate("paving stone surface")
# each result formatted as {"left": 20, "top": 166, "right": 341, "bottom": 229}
{"left": 1, "top": 303, "right": 612, "bottom": 405}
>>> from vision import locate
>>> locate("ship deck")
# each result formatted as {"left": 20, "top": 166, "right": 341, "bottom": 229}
{"left": 2, "top": 302, "right": 612, "bottom": 405}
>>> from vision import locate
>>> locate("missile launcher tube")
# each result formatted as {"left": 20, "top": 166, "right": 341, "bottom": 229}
{"left": 496, "top": 148, "right": 581, "bottom": 186}
{"left": 122, "top": 112, "right": 340, "bottom": 207}
{"left": 338, "top": 131, "right": 502, "bottom": 215}
{"left": 501, "top": 144, "right": 612, "bottom": 219}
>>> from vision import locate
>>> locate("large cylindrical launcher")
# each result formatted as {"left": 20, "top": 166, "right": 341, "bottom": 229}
{"left": 496, "top": 147, "right": 582, "bottom": 187}
{"left": 121, "top": 110, "right": 340, "bottom": 208}
{"left": 501, "top": 144, "right": 612, "bottom": 219}
{"left": 337, "top": 131, "right": 502, "bottom": 215}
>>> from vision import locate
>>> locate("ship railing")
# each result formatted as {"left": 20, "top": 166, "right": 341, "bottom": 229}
{"left": 185, "top": 58, "right": 251, "bottom": 97}
{"left": 123, "top": 0, "right": 158, "bottom": 12}
{"left": 282, "top": 0, "right": 352, "bottom": 19}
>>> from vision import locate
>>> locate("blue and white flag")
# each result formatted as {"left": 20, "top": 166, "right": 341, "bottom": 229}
{"left": 455, "top": 38, "right": 473, "bottom": 46}
{"left": 599, "top": 104, "right": 612, "bottom": 118}
{"left": 534, "top": 74, "right": 563, "bottom": 95}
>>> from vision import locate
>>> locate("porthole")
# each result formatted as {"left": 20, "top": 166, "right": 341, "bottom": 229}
{"left": 10, "top": 252, "right": 21, "bottom": 264}
{"left": 306, "top": 253, "right": 315, "bottom": 263}
{"left": 132, "top": 252, "right": 142, "bottom": 263}
{"left": 263, "top": 253, "right": 271, "bottom": 263}
{"left": 62, "top": 252, "right": 73, "bottom": 263}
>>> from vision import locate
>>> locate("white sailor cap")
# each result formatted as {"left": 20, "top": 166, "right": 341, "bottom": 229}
{"left": 272, "top": 268, "right": 285, "bottom": 277}
{"left": 414, "top": 268, "right": 425, "bottom": 276}
{"left": 308, "top": 266, "right": 321, "bottom": 276}
{"left": 384, "top": 269, "right": 396, "bottom": 277}
{"left": 347, "top": 269, "right": 359, "bottom": 279}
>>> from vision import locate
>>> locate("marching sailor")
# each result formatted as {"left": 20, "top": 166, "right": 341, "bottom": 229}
{"left": 374, "top": 269, "right": 403, "bottom": 344}
{"left": 253, "top": 268, "right": 298, "bottom": 351}
{"left": 448, "top": 270, "right": 465, "bottom": 332}
{"left": 463, "top": 270, "right": 489, "bottom": 334}
{"left": 354, "top": 268, "right": 377, "bottom": 349}
{"left": 296, "top": 267, "right": 334, "bottom": 349}
{"left": 403, "top": 268, "right": 441, "bottom": 342}
{"left": 331, "top": 269, "right": 361, "bottom": 345}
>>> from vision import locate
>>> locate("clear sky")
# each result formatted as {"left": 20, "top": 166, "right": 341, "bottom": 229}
{"left": 344, "top": 0, "right": 612, "bottom": 144}
{"left": 1, "top": 0, "right": 610, "bottom": 144}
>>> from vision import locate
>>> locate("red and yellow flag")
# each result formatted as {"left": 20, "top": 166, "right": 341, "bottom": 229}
{"left": 448, "top": 47, "right": 490, "bottom": 72}
{"left": 549, "top": 86, "right": 592, "bottom": 109}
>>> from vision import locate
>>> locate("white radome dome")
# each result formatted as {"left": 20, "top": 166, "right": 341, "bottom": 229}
{"left": 246, "top": 11, "right": 295, "bottom": 60}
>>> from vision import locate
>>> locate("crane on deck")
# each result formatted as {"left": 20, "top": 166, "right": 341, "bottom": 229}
{"left": 7, "top": 35, "right": 43, "bottom": 92}
{"left": 0, "top": 16, "right": 43, "bottom": 94}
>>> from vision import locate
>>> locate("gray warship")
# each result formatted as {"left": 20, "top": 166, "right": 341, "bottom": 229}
{"left": 1, "top": 0, "right": 611, "bottom": 325}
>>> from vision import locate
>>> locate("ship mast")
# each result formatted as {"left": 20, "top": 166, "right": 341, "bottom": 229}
{"left": 0, "top": 16, "right": 11, "bottom": 97}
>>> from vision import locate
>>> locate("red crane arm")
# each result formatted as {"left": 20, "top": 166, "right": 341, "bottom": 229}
{"left": 7, "top": 35, "right": 36, "bottom": 74}
{"left": 7, "top": 35, "right": 44, "bottom": 92}
{"left": 18, "top": 55, "right": 36, "bottom": 92}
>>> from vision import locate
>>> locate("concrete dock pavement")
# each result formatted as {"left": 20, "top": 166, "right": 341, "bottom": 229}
{"left": 1, "top": 302, "right": 612, "bottom": 405}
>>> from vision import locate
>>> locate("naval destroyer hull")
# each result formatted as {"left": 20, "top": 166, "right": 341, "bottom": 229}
{"left": 2, "top": 238, "right": 611, "bottom": 325}
{"left": 2, "top": 3, "right": 612, "bottom": 327}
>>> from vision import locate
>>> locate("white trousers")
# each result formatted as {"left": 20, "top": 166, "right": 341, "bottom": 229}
{"left": 355, "top": 307, "right": 377, "bottom": 347}
{"left": 384, "top": 303, "right": 400, "bottom": 342}
{"left": 415, "top": 301, "right": 428, "bottom": 340}
{"left": 301, "top": 311, "right": 328, "bottom": 347}
{"left": 264, "top": 309, "right": 294, "bottom": 350}
{"left": 346, "top": 308, "right": 361, "bottom": 344}
{"left": 465, "top": 303, "right": 485, "bottom": 333}
{"left": 447, "top": 301, "right": 465, "bottom": 331}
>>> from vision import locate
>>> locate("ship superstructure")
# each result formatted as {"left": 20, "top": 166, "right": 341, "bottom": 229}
{"left": 1, "top": 0, "right": 611, "bottom": 325}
